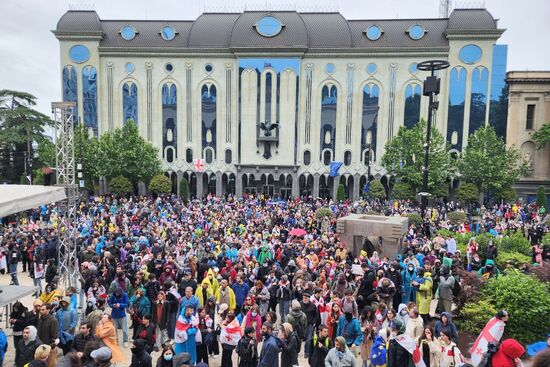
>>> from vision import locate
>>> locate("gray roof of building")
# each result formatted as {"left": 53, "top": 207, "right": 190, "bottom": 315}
{"left": 54, "top": 8, "right": 500, "bottom": 50}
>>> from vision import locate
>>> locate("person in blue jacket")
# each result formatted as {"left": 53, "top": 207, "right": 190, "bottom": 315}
{"left": 108, "top": 287, "right": 129, "bottom": 346}
{"left": 401, "top": 262, "right": 418, "bottom": 304}
{"left": 258, "top": 322, "right": 280, "bottom": 367}
{"left": 0, "top": 328, "right": 7, "bottom": 367}
{"left": 336, "top": 303, "right": 363, "bottom": 349}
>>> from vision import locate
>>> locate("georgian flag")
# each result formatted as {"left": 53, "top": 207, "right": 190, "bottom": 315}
{"left": 395, "top": 333, "right": 426, "bottom": 367}
{"left": 220, "top": 319, "right": 242, "bottom": 346}
{"left": 310, "top": 295, "right": 328, "bottom": 324}
{"left": 469, "top": 317, "right": 506, "bottom": 367}
{"left": 174, "top": 314, "right": 198, "bottom": 343}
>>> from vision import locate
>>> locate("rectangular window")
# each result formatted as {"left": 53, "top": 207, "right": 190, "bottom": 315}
{"left": 526, "top": 104, "right": 535, "bottom": 130}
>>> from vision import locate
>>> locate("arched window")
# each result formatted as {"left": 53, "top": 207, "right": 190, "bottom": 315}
{"left": 62, "top": 66, "right": 78, "bottom": 123}
{"left": 362, "top": 84, "right": 379, "bottom": 162}
{"left": 186, "top": 148, "right": 193, "bottom": 163}
{"left": 320, "top": 85, "right": 337, "bottom": 159}
{"left": 264, "top": 71, "right": 273, "bottom": 123}
{"left": 303, "top": 150, "right": 311, "bottom": 166}
{"left": 447, "top": 67, "right": 467, "bottom": 150}
{"left": 162, "top": 83, "right": 177, "bottom": 159}
{"left": 323, "top": 150, "right": 332, "bottom": 166}
{"left": 468, "top": 67, "right": 489, "bottom": 135}
{"left": 201, "top": 84, "right": 217, "bottom": 155}
{"left": 344, "top": 151, "right": 352, "bottom": 166}
{"left": 404, "top": 83, "right": 421, "bottom": 128}
{"left": 225, "top": 149, "right": 232, "bottom": 164}
{"left": 205, "top": 148, "right": 214, "bottom": 164}
{"left": 123, "top": 82, "right": 138, "bottom": 124}
{"left": 166, "top": 147, "right": 174, "bottom": 163}
{"left": 82, "top": 66, "right": 98, "bottom": 136}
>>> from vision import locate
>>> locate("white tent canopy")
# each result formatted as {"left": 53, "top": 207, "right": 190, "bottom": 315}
{"left": 0, "top": 185, "right": 66, "bottom": 217}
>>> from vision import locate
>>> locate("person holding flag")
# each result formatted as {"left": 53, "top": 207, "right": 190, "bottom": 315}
{"left": 469, "top": 310, "right": 509, "bottom": 367}
{"left": 387, "top": 319, "right": 425, "bottom": 367}
{"left": 174, "top": 304, "right": 199, "bottom": 364}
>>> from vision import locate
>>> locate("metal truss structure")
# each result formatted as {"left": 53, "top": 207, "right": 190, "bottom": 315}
{"left": 52, "top": 102, "right": 79, "bottom": 288}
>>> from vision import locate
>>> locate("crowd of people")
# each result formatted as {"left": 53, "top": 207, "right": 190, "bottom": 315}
{"left": 0, "top": 194, "right": 549, "bottom": 367}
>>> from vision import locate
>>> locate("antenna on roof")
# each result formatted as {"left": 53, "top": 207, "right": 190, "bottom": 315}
{"left": 68, "top": 3, "right": 95, "bottom": 11}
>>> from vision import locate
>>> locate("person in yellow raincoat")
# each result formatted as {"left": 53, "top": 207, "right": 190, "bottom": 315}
{"left": 416, "top": 269, "right": 433, "bottom": 323}
{"left": 195, "top": 281, "right": 214, "bottom": 308}
{"left": 202, "top": 269, "right": 219, "bottom": 295}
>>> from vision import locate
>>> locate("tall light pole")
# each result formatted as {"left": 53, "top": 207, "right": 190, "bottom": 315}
{"left": 416, "top": 60, "right": 450, "bottom": 219}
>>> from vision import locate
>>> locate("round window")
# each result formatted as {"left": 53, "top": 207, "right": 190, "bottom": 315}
{"left": 125, "top": 62, "right": 135, "bottom": 74}
{"left": 408, "top": 24, "right": 425, "bottom": 40}
{"left": 459, "top": 44, "right": 482, "bottom": 64}
{"left": 256, "top": 15, "right": 283, "bottom": 37}
{"left": 161, "top": 26, "right": 176, "bottom": 41}
{"left": 366, "top": 25, "right": 382, "bottom": 41}
{"left": 69, "top": 45, "right": 90, "bottom": 63}
{"left": 409, "top": 63, "right": 418, "bottom": 74}
{"left": 121, "top": 25, "right": 136, "bottom": 40}
{"left": 205, "top": 63, "right": 213, "bottom": 73}
{"left": 325, "top": 63, "right": 335, "bottom": 74}
{"left": 165, "top": 63, "right": 174, "bottom": 73}
{"left": 367, "top": 63, "right": 377, "bottom": 74}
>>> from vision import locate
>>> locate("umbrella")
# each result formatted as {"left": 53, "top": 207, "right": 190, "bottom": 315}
{"left": 289, "top": 228, "right": 307, "bottom": 237}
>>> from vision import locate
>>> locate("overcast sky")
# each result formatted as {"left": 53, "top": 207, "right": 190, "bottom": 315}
{"left": 1, "top": 0, "right": 549, "bottom": 117}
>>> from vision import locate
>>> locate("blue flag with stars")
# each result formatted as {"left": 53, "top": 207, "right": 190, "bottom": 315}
{"left": 329, "top": 161, "right": 343, "bottom": 177}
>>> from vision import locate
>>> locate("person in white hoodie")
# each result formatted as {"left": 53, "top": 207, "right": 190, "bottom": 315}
{"left": 325, "top": 336, "right": 358, "bottom": 367}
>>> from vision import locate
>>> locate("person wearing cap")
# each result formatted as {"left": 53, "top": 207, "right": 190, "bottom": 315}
{"left": 337, "top": 303, "right": 363, "bottom": 354}
{"left": 56, "top": 296, "right": 78, "bottom": 354}
{"left": 301, "top": 290, "right": 320, "bottom": 359}
{"left": 90, "top": 346, "right": 112, "bottom": 367}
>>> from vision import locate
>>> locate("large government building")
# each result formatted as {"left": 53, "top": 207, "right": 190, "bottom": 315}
{"left": 54, "top": 7, "right": 508, "bottom": 199}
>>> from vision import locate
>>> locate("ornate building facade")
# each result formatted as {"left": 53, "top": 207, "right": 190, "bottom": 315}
{"left": 54, "top": 8, "right": 507, "bottom": 198}
{"left": 506, "top": 71, "right": 550, "bottom": 202}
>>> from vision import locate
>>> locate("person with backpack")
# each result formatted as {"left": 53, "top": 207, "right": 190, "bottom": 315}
{"left": 285, "top": 300, "right": 307, "bottom": 351}
{"left": 438, "top": 329, "right": 464, "bottom": 367}
{"left": 279, "top": 322, "right": 300, "bottom": 367}
{"left": 308, "top": 325, "right": 333, "bottom": 367}
{"left": 236, "top": 326, "right": 258, "bottom": 367}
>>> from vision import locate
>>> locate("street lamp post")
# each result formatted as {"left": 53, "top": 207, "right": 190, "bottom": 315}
{"left": 416, "top": 60, "right": 450, "bottom": 219}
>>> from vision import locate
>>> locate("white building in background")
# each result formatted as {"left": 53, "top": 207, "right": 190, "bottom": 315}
{"left": 53, "top": 8, "right": 508, "bottom": 199}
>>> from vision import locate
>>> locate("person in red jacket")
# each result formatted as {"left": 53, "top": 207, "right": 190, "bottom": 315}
{"left": 491, "top": 338, "right": 526, "bottom": 367}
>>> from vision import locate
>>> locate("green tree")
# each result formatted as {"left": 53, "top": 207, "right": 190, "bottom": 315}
{"left": 109, "top": 176, "right": 133, "bottom": 195}
{"left": 456, "top": 182, "right": 480, "bottom": 204}
{"left": 149, "top": 174, "right": 172, "bottom": 195}
{"left": 37, "top": 138, "right": 56, "bottom": 167}
{"left": 531, "top": 122, "right": 550, "bottom": 149}
{"left": 0, "top": 90, "right": 52, "bottom": 183}
{"left": 459, "top": 126, "right": 525, "bottom": 203}
{"left": 392, "top": 181, "right": 416, "bottom": 200}
{"left": 369, "top": 180, "right": 386, "bottom": 200}
{"left": 382, "top": 119, "right": 456, "bottom": 193}
{"left": 492, "top": 186, "right": 517, "bottom": 203}
{"left": 536, "top": 186, "right": 547, "bottom": 210}
{"left": 336, "top": 183, "right": 345, "bottom": 201}
{"left": 180, "top": 178, "right": 190, "bottom": 201}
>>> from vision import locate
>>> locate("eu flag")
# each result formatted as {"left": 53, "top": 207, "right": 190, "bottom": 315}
{"left": 329, "top": 161, "right": 343, "bottom": 177}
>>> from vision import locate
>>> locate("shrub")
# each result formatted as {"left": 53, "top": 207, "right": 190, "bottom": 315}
{"left": 392, "top": 182, "right": 416, "bottom": 200}
{"left": 33, "top": 169, "right": 45, "bottom": 185}
{"left": 180, "top": 178, "right": 189, "bottom": 201}
{"left": 536, "top": 186, "right": 547, "bottom": 210}
{"left": 448, "top": 211, "right": 467, "bottom": 225}
{"left": 529, "top": 262, "right": 550, "bottom": 283}
{"left": 315, "top": 207, "right": 334, "bottom": 220}
{"left": 336, "top": 184, "right": 346, "bottom": 202}
{"left": 456, "top": 182, "right": 480, "bottom": 204}
{"left": 454, "top": 268, "right": 486, "bottom": 313}
{"left": 149, "top": 174, "right": 172, "bottom": 195}
{"left": 482, "top": 270, "right": 550, "bottom": 344}
{"left": 498, "top": 232, "right": 532, "bottom": 256}
{"left": 109, "top": 176, "right": 133, "bottom": 195}
{"left": 496, "top": 251, "right": 531, "bottom": 270}
{"left": 369, "top": 180, "right": 386, "bottom": 200}
{"left": 407, "top": 213, "right": 423, "bottom": 226}
{"left": 458, "top": 300, "right": 497, "bottom": 335}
